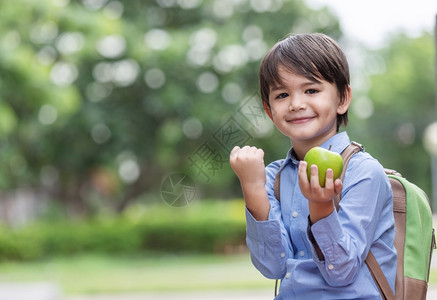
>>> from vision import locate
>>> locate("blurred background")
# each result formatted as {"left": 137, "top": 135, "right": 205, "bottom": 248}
{"left": 0, "top": 0, "right": 436, "bottom": 299}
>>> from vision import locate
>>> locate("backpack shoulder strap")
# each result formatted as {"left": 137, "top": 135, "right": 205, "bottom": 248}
{"left": 273, "top": 161, "right": 285, "bottom": 201}
{"left": 338, "top": 142, "right": 395, "bottom": 299}
{"left": 339, "top": 141, "right": 364, "bottom": 182}
{"left": 334, "top": 141, "right": 364, "bottom": 210}
{"left": 365, "top": 251, "right": 395, "bottom": 300}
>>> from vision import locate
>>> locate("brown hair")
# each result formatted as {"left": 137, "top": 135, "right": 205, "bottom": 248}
{"left": 259, "top": 33, "right": 350, "bottom": 131}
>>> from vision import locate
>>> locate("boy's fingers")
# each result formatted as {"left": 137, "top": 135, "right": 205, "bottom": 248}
{"left": 255, "top": 148, "right": 265, "bottom": 162}
{"left": 310, "top": 164, "right": 320, "bottom": 188}
{"left": 230, "top": 146, "right": 240, "bottom": 158}
{"left": 298, "top": 161, "right": 306, "bottom": 178}
{"left": 230, "top": 146, "right": 265, "bottom": 166}
{"left": 298, "top": 161, "right": 310, "bottom": 191}
{"left": 324, "top": 169, "right": 334, "bottom": 191}
{"left": 334, "top": 179, "right": 343, "bottom": 194}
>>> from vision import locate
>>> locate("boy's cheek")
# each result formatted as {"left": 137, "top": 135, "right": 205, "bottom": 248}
{"left": 269, "top": 109, "right": 279, "bottom": 121}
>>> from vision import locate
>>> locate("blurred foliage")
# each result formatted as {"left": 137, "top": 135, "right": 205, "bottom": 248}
{"left": 0, "top": 0, "right": 435, "bottom": 218}
{"left": 347, "top": 33, "right": 435, "bottom": 199}
{"left": 0, "top": 0, "right": 343, "bottom": 216}
{"left": 0, "top": 200, "right": 246, "bottom": 261}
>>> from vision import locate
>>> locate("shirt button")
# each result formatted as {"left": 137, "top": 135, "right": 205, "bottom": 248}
{"left": 285, "top": 272, "right": 291, "bottom": 279}
{"left": 292, "top": 211, "right": 298, "bottom": 218}
{"left": 299, "top": 251, "right": 305, "bottom": 257}
{"left": 280, "top": 252, "right": 286, "bottom": 258}
{"left": 328, "top": 264, "right": 334, "bottom": 270}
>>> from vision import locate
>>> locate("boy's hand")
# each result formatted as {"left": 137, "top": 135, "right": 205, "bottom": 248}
{"left": 298, "top": 161, "right": 343, "bottom": 223}
{"left": 230, "top": 146, "right": 270, "bottom": 221}
{"left": 298, "top": 161, "right": 342, "bottom": 202}
{"left": 229, "top": 146, "right": 266, "bottom": 188}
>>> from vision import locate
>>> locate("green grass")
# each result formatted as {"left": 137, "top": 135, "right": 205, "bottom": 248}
{"left": 429, "top": 269, "right": 437, "bottom": 284}
{"left": 426, "top": 249, "right": 437, "bottom": 285}
{"left": 3, "top": 249, "right": 436, "bottom": 296}
{"left": 0, "top": 253, "right": 273, "bottom": 295}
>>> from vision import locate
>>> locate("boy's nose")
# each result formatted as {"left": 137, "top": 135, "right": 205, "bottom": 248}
{"left": 288, "top": 96, "right": 306, "bottom": 111}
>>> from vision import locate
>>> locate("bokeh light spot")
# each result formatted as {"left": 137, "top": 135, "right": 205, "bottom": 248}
{"left": 197, "top": 72, "right": 219, "bottom": 93}
{"left": 96, "top": 34, "right": 126, "bottom": 58}
{"left": 50, "top": 62, "right": 78, "bottom": 86}
{"left": 182, "top": 117, "right": 203, "bottom": 139}
{"left": 91, "top": 123, "right": 112, "bottom": 144}
{"left": 38, "top": 105, "right": 58, "bottom": 125}
{"left": 144, "top": 68, "right": 166, "bottom": 89}
{"left": 144, "top": 29, "right": 171, "bottom": 51}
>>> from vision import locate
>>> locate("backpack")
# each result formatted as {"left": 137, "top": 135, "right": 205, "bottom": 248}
{"left": 273, "top": 142, "right": 436, "bottom": 300}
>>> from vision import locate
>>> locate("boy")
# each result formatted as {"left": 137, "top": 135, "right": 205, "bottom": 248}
{"left": 229, "top": 33, "right": 397, "bottom": 299}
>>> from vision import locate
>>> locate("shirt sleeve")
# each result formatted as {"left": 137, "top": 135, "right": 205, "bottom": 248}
{"left": 307, "top": 154, "right": 393, "bottom": 287}
{"left": 245, "top": 160, "right": 294, "bottom": 279}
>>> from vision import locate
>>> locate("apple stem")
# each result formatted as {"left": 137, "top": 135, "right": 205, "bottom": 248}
{"left": 328, "top": 145, "right": 332, "bottom": 151}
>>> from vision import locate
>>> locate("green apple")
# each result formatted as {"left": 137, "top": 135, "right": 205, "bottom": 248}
{"left": 303, "top": 146, "right": 344, "bottom": 187}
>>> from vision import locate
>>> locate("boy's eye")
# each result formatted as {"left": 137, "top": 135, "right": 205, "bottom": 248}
{"left": 275, "top": 93, "right": 288, "bottom": 99}
{"left": 305, "top": 89, "right": 318, "bottom": 95}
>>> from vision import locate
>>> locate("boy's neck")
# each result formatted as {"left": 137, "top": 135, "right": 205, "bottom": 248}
{"left": 291, "top": 142, "right": 313, "bottom": 161}
{"left": 291, "top": 133, "right": 338, "bottom": 161}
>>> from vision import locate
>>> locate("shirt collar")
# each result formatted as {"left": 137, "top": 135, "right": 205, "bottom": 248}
{"left": 320, "top": 131, "right": 351, "bottom": 155}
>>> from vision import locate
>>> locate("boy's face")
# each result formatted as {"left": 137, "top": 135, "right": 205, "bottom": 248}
{"left": 268, "top": 65, "right": 350, "bottom": 148}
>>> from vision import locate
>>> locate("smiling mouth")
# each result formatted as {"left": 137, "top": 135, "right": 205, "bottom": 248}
{"left": 287, "top": 116, "right": 315, "bottom": 124}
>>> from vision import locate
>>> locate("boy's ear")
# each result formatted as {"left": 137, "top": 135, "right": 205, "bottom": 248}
{"left": 337, "top": 86, "right": 352, "bottom": 115}
{"left": 263, "top": 101, "right": 273, "bottom": 120}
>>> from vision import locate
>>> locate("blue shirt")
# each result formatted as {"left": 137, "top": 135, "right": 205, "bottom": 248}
{"left": 245, "top": 132, "right": 397, "bottom": 300}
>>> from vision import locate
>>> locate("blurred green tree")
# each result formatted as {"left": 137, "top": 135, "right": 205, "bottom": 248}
{"left": 0, "top": 0, "right": 342, "bottom": 216}
{"left": 347, "top": 32, "right": 435, "bottom": 197}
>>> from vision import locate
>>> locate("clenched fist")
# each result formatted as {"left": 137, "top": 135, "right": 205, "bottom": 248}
{"left": 229, "top": 146, "right": 270, "bottom": 221}
{"left": 229, "top": 146, "right": 266, "bottom": 188}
